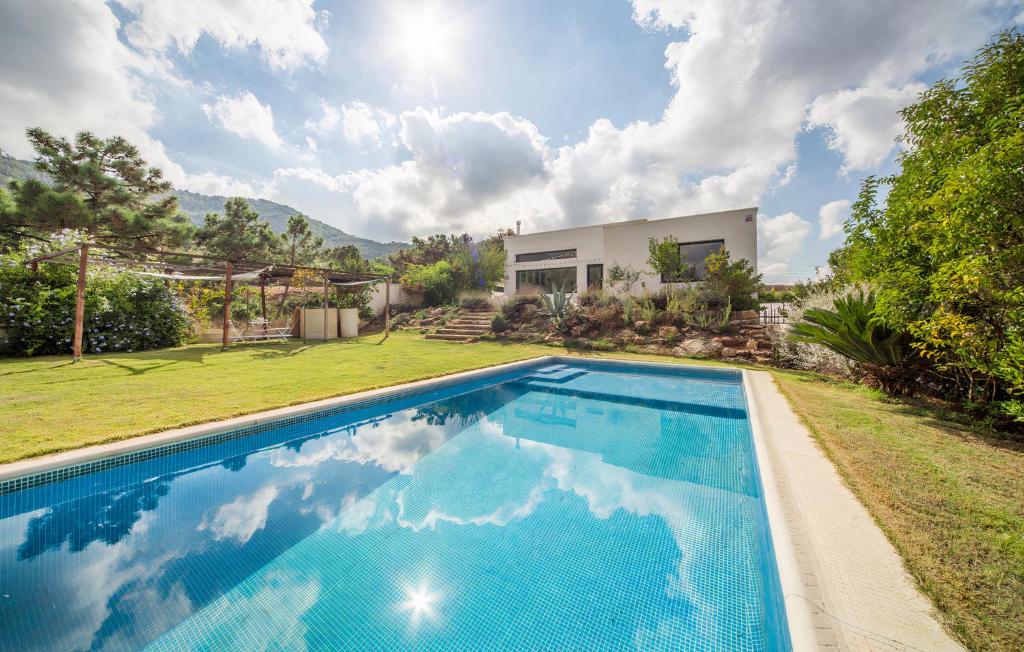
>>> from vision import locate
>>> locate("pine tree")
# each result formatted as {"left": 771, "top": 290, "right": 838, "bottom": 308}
{"left": 9, "top": 128, "right": 192, "bottom": 360}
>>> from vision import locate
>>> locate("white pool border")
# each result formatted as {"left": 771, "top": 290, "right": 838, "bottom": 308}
{"left": 0, "top": 354, "right": 814, "bottom": 649}
{"left": 741, "top": 368, "right": 819, "bottom": 651}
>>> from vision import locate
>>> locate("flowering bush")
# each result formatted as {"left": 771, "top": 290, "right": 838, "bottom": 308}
{"left": 0, "top": 250, "right": 191, "bottom": 356}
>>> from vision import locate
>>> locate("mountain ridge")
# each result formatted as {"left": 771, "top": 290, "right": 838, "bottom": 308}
{"left": 0, "top": 151, "right": 407, "bottom": 259}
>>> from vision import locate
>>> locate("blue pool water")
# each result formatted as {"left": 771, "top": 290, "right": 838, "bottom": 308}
{"left": 0, "top": 360, "right": 790, "bottom": 651}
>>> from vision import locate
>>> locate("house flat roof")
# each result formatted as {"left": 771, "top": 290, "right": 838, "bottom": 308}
{"left": 509, "top": 206, "right": 758, "bottom": 238}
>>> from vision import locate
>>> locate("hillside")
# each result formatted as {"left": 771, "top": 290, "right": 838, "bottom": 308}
{"left": 173, "top": 190, "right": 407, "bottom": 259}
{"left": 0, "top": 151, "right": 407, "bottom": 259}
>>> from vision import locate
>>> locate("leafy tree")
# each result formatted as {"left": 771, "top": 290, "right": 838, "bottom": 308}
{"left": 196, "top": 197, "right": 279, "bottom": 262}
{"left": 400, "top": 260, "right": 459, "bottom": 305}
{"left": 388, "top": 233, "right": 470, "bottom": 275}
{"left": 279, "top": 214, "right": 324, "bottom": 266}
{"left": 702, "top": 248, "right": 762, "bottom": 311}
{"left": 840, "top": 30, "right": 1024, "bottom": 419}
{"left": 324, "top": 244, "right": 368, "bottom": 273}
{"left": 7, "top": 129, "right": 191, "bottom": 248}
{"left": 275, "top": 214, "right": 323, "bottom": 314}
{"left": 196, "top": 198, "right": 280, "bottom": 345}
{"left": 6, "top": 129, "right": 191, "bottom": 360}
{"left": 647, "top": 235, "right": 683, "bottom": 284}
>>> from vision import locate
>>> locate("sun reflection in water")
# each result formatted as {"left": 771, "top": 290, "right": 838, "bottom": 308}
{"left": 400, "top": 582, "right": 440, "bottom": 625}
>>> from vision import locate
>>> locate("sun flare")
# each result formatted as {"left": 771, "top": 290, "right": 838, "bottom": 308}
{"left": 389, "top": 3, "right": 462, "bottom": 77}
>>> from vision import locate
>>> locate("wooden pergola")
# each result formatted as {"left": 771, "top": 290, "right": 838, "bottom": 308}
{"left": 26, "top": 243, "right": 392, "bottom": 361}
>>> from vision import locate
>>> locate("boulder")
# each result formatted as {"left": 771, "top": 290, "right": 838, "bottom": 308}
{"left": 721, "top": 347, "right": 738, "bottom": 358}
{"left": 734, "top": 309, "right": 759, "bottom": 320}
{"left": 746, "top": 338, "right": 759, "bottom": 351}
{"left": 679, "top": 338, "right": 724, "bottom": 358}
{"left": 429, "top": 307, "right": 446, "bottom": 317}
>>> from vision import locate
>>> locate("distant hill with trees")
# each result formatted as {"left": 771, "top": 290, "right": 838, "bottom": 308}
{"left": 0, "top": 150, "right": 407, "bottom": 259}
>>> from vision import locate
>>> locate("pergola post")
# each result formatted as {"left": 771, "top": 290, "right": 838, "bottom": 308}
{"left": 72, "top": 243, "right": 89, "bottom": 362}
{"left": 322, "top": 275, "right": 330, "bottom": 341}
{"left": 221, "top": 260, "right": 233, "bottom": 351}
{"left": 259, "top": 275, "right": 268, "bottom": 336}
{"left": 384, "top": 277, "right": 391, "bottom": 339}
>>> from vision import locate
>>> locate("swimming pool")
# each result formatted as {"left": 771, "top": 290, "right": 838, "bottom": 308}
{"left": 0, "top": 359, "right": 791, "bottom": 651}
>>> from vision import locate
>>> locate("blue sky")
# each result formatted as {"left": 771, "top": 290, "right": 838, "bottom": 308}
{"left": 1, "top": 1, "right": 1021, "bottom": 281}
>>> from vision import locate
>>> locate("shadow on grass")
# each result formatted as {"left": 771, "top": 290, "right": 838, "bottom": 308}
{"left": 0, "top": 360, "right": 75, "bottom": 377}
{"left": 886, "top": 401, "right": 1024, "bottom": 454}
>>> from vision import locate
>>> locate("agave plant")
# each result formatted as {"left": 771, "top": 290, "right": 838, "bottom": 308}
{"left": 789, "top": 290, "right": 916, "bottom": 393}
{"left": 540, "top": 283, "right": 574, "bottom": 327}
{"left": 715, "top": 298, "right": 733, "bottom": 333}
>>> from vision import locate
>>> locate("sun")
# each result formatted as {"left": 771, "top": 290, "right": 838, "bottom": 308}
{"left": 387, "top": 3, "right": 464, "bottom": 79}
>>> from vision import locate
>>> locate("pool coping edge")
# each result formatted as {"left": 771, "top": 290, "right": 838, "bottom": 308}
{"left": 741, "top": 368, "right": 819, "bottom": 652}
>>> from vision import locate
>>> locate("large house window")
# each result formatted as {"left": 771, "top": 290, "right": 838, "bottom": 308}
{"left": 515, "top": 248, "right": 576, "bottom": 263}
{"left": 662, "top": 239, "right": 725, "bottom": 281}
{"left": 516, "top": 267, "right": 577, "bottom": 293}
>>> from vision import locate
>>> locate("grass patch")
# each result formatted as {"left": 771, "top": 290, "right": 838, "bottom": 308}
{"left": 770, "top": 369, "right": 1024, "bottom": 651}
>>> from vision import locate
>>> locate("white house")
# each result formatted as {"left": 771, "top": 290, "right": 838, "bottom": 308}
{"left": 502, "top": 207, "right": 758, "bottom": 295}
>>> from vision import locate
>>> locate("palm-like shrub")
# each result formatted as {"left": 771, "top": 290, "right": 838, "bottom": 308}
{"left": 789, "top": 290, "right": 916, "bottom": 394}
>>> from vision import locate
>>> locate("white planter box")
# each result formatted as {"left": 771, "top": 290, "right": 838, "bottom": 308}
{"left": 300, "top": 308, "right": 339, "bottom": 339}
{"left": 339, "top": 308, "right": 359, "bottom": 338}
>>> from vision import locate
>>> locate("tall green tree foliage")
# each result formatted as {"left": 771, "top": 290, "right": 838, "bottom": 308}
{"left": 841, "top": 30, "right": 1024, "bottom": 419}
{"left": 6, "top": 129, "right": 191, "bottom": 249}
{"left": 196, "top": 197, "right": 279, "bottom": 262}
{"left": 647, "top": 235, "right": 683, "bottom": 283}
{"left": 279, "top": 214, "right": 324, "bottom": 266}
{"left": 5, "top": 129, "right": 192, "bottom": 359}
{"left": 275, "top": 214, "right": 324, "bottom": 314}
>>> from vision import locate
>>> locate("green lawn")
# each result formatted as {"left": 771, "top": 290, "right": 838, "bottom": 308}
{"left": 1, "top": 334, "right": 1020, "bottom": 649}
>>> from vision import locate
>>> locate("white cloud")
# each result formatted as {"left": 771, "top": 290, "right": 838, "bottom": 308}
{"left": 818, "top": 199, "right": 851, "bottom": 240}
{"left": 0, "top": 0, "right": 258, "bottom": 196}
{"left": 806, "top": 84, "right": 925, "bottom": 172}
{"left": 202, "top": 92, "right": 282, "bottom": 149}
{"left": 117, "top": 0, "right": 329, "bottom": 71}
{"left": 305, "top": 100, "right": 397, "bottom": 146}
{"left": 340, "top": 102, "right": 397, "bottom": 145}
{"left": 198, "top": 485, "right": 280, "bottom": 544}
{"left": 266, "top": 108, "right": 553, "bottom": 240}
{"left": 758, "top": 212, "right": 812, "bottom": 280}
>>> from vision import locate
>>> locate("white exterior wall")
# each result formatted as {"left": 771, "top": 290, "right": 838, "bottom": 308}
{"left": 502, "top": 224, "right": 605, "bottom": 294}
{"left": 502, "top": 207, "right": 758, "bottom": 295}
{"left": 368, "top": 282, "right": 404, "bottom": 314}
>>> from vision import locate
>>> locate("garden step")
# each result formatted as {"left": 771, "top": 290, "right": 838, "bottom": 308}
{"left": 436, "top": 328, "right": 490, "bottom": 335}
{"left": 425, "top": 333, "right": 476, "bottom": 342}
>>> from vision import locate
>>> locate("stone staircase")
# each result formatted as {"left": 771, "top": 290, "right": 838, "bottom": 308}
{"left": 424, "top": 309, "right": 495, "bottom": 343}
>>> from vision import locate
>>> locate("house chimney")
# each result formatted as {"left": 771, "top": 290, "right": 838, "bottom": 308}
{"left": 516, "top": 220, "right": 521, "bottom": 235}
